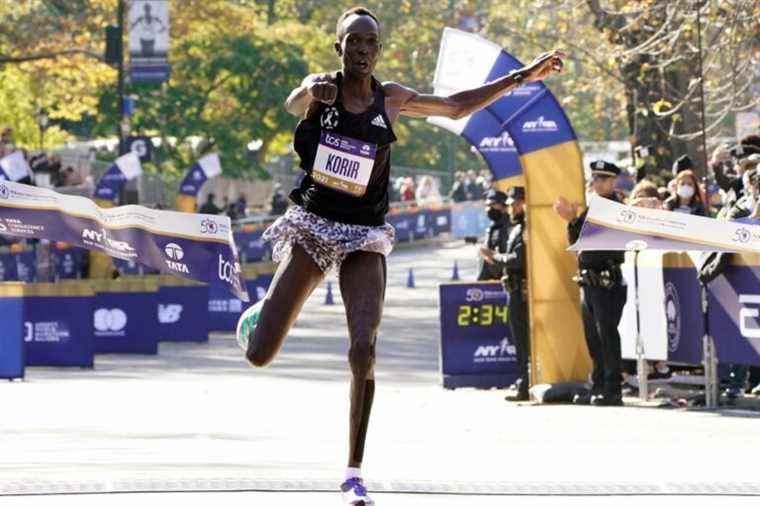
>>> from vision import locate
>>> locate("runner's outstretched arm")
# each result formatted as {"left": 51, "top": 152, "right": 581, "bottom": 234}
{"left": 386, "top": 49, "right": 565, "bottom": 119}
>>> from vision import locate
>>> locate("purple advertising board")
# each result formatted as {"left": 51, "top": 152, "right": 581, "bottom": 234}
{"left": 0, "top": 294, "right": 24, "bottom": 378}
{"left": 439, "top": 281, "right": 518, "bottom": 389}
{"left": 707, "top": 265, "right": 760, "bottom": 366}
{"left": 158, "top": 284, "right": 210, "bottom": 342}
{"left": 24, "top": 294, "right": 94, "bottom": 368}
{"left": 662, "top": 267, "right": 705, "bottom": 365}
{"left": 94, "top": 291, "right": 158, "bottom": 355}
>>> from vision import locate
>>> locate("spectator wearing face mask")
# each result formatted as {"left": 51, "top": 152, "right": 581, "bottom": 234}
{"left": 662, "top": 170, "right": 706, "bottom": 216}
{"left": 477, "top": 189, "right": 511, "bottom": 281}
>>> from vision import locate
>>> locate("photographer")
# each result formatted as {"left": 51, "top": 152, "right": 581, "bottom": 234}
{"left": 555, "top": 161, "right": 626, "bottom": 406}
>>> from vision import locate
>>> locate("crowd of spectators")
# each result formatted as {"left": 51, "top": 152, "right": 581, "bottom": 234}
{"left": 1, "top": 126, "right": 84, "bottom": 188}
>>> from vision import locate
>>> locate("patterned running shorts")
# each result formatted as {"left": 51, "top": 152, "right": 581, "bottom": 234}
{"left": 263, "top": 205, "right": 395, "bottom": 273}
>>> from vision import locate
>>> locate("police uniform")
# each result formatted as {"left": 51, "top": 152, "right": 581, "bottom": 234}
{"left": 494, "top": 187, "right": 530, "bottom": 401}
{"left": 569, "top": 161, "right": 627, "bottom": 406}
{"left": 477, "top": 189, "right": 511, "bottom": 281}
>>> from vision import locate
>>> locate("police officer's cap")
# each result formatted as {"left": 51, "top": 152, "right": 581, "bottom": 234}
{"left": 590, "top": 160, "right": 621, "bottom": 178}
{"left": 505, "top": 186, "right": 525, "bottom": 205}
{"left": 731, "top": 144, "right": 760, "bottom": 160}
{"left": 485, "top": 189, "right": 508, "bottom": 206}
{"left": 672, "top": 154, "right": 693, "bottom": 176}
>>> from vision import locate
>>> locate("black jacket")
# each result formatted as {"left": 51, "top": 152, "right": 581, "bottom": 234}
{"left": 568, "top": 194, "right": 625, "bottom": 269}
{"left": 494, "top": 215, "right": 526, "bottom": 278}
{"left": 477, "top": 216, "right": 511, "bottom": 280}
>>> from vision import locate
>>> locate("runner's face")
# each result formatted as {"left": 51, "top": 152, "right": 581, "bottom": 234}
{"left": 336, "top": 15, "right": 381, "bottom": 78}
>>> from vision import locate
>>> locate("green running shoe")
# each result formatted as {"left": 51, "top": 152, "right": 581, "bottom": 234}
{"left": 236, "top": 299, "right": 264, "bottom": 351}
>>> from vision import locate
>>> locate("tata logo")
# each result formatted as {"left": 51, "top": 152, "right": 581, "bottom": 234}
{"left": 164, "top": 243, "right": 184, "bottom": 260}
{"left": 617, "top": 209, "right": 637, "bottom": 225}
{"left": 320, "top": 107, "right": 339, "bottom": 130}
{"left": 739, "top": 295, "right": 760, "bottom": 339}
{"left": 158, "top": 304, "right": 183, "bottom": 324}
{"left": 522, "top": 116, "right": 559, "bottom": 132}
{"left": 473, "top": 338, "right": 516, "bottom": 359}
{"left": 361, "top": 144, "right": 371, "bottom": 154}
{"left": 664, "top": 282, "right": 681, "bottom": 352}
{"left": 200, "top": 218, "right": 219, "bottom": 234}
{"left": 0, "top": 184, "right": 9, "bottom": 199}
{"left": 465, "top": 288, "right": 484, "bottom": 302}
{"left": 733, "top": 227, "right": 751, "bottom": 244}
{"left": 94, "top": 308, "right": 128, "bottom": 334}
{"left": 479, "top": 132, "right": 516, "bottom": 151}
{"left": 164, "top": 242, "right": 189, "bottom": 274}
{"left": 82, "top": 228, "right": 135, "bottom": 253}
{"left": 324, "top": 133, "right": 341, "bottom": 148}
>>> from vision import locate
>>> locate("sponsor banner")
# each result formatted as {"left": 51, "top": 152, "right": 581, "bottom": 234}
{"left": 412, "top": 211, "right": 430, "bottom": 240}
{"left": 178, "top": 153, "right": 222, "bottom": 197}
{"left": 662, "top": 267, "right": 704, "bottom": 364}
{"left": 451, "top": 201, "right": 490, "bottom": 239}
{"left": 429, "top": 207, "right": 452, "bottom": 235}
{"left": 93, "top": 152, "right": 142, "bottom": 201}
{"left": 208, "top": 274, "right": 273, "bottom": 331}
{"left": 14, "top": 250, "right": 37, "bottom": 282}
{"left": 158, "top": 284, "right": 209, "bottom": 342}
{"left": 24, "top": 295, "right": 94, "bottom": 367}
{"left": 439, "top": 282, "right": 518, "bottom": 388}
{"left": 0, "top": 181, "right": 248, "bottom": 301}
{"left": 129, "top": 0, "right": 170, "bottom": 82}
{"left": 572, "top": 195, "right": 760, "bottom": 253}
{"left": 94, "top": 292, "right": 158, "bottom": 354}
{"left": 0, "top": 294, "right": 24, "bottom": 379}
{"left": 51, "top": 247, "right": 86, "bottom": 279}
{"left": 0, "top": 251, "right": 17, "bottom": 281}
{"left": 0, "top": 150, "right": 32, "bottom": 182}
{"left": 234, "top": 229, "right": 271, "bottom": 263}
{"left": 386, "top": 212, "right": 412, "bottom": 242}
{"left": 708, "top": 266, "right": 760, "bottom": 366}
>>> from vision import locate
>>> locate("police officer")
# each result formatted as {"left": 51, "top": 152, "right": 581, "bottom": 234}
{"left": 555, "top": 161, "right": 626, "bottom": 406}
{"left": 499, "top": 188, "right": 530, "bottom": 401}
{"left": 478, "top": 189, "right": 511, "bottom": 281}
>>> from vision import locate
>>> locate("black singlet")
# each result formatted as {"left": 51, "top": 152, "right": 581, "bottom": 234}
{"left": 290, "top": 72, "right": 397, "bottom": 226}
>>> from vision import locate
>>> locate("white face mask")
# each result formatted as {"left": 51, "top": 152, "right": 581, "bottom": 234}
{"left": 677, "top": 185, "right": 695, "bottom": 200}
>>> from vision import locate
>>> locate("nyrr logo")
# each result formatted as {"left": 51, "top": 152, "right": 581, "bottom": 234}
{"left": 738, "top": 295, "right": 760, "bottom": 339}
{"left": 163, "top": 242, "right": 189, "bottom": 274}
{"left": 93, "top": 308, "right": 128, "bottom": 335}
{"left": 478, "top": 132, "right": 516, "bottom": 151}
{"left": 158, "top": 304, "right": 183, "bottom": 324}
{"left": 0, "top": 184, "right": 9, "bottom": 199}
{"left": 473, "top": 338, "right": 516, "bottom": 362}
{"left": 200, "top": 218, "right": 219, "bottom": 234}
{"left": 82, "top": 228, "right": 135, "bottom": 254}
{"left": 522, "top": 116, "right": 559, "bottom": 132}
{"left": 664, "top": 282, "right": 681, "bottom": 352}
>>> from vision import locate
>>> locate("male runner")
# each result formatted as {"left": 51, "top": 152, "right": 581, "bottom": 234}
{"left": 236, "top": 7, "right": 564, "bottom": 504}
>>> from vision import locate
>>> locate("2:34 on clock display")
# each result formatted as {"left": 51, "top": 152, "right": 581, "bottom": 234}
{"left": 457, "top": 304, "right": 509, "bottom": 326}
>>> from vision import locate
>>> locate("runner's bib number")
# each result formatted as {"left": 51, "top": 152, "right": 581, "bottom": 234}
{"left": 313, "top": 131, "right": 376, "bottom": 197}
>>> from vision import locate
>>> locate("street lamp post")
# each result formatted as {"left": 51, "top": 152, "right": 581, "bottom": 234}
{"left": 36, "top": 110, "right": 49, "bottom": 151}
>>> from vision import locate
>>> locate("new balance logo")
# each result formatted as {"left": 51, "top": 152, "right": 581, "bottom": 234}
{"left": 371, "top": 114, "right": 387, "bottom": 129}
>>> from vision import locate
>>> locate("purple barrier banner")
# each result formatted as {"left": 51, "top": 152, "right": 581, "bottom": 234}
{"left": 235, "top": 230, "right": 271, "bottom": 263}
{"left": 707, "top": 265, "right": 760, "bottom": 366}
{"left": 387, "top": 212, "right": 412, "bottom": 242}
{"left": 24, "top": 294, "right": 94, "bottom": 367}
{"left": 52, "top": 247, "right": 86, "bottom": 280}
{"left": 662, "top": 267, "right": 704, "bottom": 365}
{"left": 0, "top": 181, "right": 248, "bottom": 301}
{"left": 439, "top": 281, "right": 518, "bottom": 389}
{"left": 94, "top": 291, "right": 158, "bottom": 355}
{"left": 158, "top": 284, "right": 209, "bottom": 343}
{"left": 0, "top": 294, "right": 24, "bottom": 379}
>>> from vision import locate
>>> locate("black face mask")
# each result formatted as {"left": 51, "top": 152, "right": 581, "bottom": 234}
{"left": 487, "top": 208, "right": 504, "bottom": 222}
